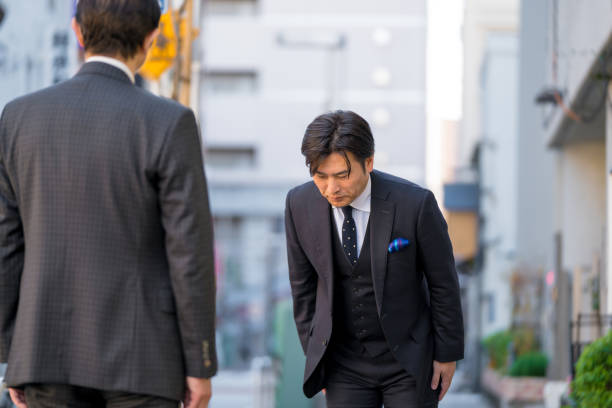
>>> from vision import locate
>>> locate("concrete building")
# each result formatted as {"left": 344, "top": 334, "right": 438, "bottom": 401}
{"left": 450, "top": 0, "right": 519, "bottom": 389}
{"left": 531, "top": 0, "right": 612, "bottom": 379}
{"left": 0, "top": 1, "right": 79, "bottom": 109}
{"left": 478, "top": 30, "right": 519, "bottom": 337}
{"left": 537, "top": 0, "right": 611, "bottom": 314}
{"left": 516, "top": 0, "right": 557, "bottom": 375}
{"left": 199, "top": 0, "right": 429, "bottom": 371}
{"left": 459, "top": 0, "right": 519, "bottom": 337}
{"left": 471, "top": 0, "right": 612, "bottom": 387}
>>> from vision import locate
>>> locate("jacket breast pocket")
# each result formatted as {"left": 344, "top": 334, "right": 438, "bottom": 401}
{"left": 387, "top": 247, "right": 414, "bottom": 268}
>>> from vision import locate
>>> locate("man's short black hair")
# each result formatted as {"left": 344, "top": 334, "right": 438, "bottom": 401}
{"left": 76, "top": 0, "right": 161, "bottom": 60}
{"left": 301, "top": 110, "right": 375, "bottom": 176}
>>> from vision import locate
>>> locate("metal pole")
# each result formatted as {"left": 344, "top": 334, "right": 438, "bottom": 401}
{"left": 178, "top": 0, "right": 193, "bottom": 106}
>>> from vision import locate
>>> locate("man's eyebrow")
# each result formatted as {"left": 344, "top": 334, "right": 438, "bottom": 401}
{"left": 315, "top": 170, "right": 349, "bottom": 177}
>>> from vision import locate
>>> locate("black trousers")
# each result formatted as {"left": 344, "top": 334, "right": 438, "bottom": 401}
{"left": 324, "top": 345, "right": 439, "bottom": 408}
{"left": 23, "top": 384, "right": 179, "bottom": 408}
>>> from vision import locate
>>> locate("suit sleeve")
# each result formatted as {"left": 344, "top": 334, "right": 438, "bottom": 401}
{"left": 285, "top": 192, "right": 318, "bottom": 353}
{"left": 157, "top": 109, "right": 217, "bottom": 378}
{"left": 416, "top": 190, "right": 464, "bottom": 362}
{"left": 0, "top": 107, "right": 24, "bottom": 363}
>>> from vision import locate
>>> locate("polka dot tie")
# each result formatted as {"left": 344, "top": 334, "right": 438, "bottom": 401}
{"left": 341, "top": 206, "right": 358, "bottom": 265}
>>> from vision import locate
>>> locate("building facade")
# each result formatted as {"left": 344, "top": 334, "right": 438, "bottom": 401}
{"left": 533, "top": 0, "right": 612, "bottom": 379}
{"left": 453, "top": 0, "right": 519, "bottom": 389}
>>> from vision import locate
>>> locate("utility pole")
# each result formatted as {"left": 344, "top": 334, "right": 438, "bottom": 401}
{"left": 140, "top": 0, "right": 198, "bottom": 107}
{"left": 179, "top": 0, "right": 194, "bottom": 106}
{"left": 173, "top": 0, "right": 195, "bottom": 107}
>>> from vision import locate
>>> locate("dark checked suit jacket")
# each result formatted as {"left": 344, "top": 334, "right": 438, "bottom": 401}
{"left": 0, "top": 62, "right": 217, "bottom": 401}
{"left": 285, "top": 170, "right": 464, "bottom": 400}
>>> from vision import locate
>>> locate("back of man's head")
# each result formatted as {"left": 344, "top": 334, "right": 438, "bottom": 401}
{"left": 75, "top": 0, "right": 161, "bottom": 60}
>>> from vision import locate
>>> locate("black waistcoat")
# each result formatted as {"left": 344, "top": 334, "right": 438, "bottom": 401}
{"left": 331, "top": 213, "right": 389, "bottom": 357}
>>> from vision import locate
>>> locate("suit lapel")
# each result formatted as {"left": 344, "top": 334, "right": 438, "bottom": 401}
{"left": 307, "top": 187, "right": 334, "bottom": 303}
{"left": 369, "top": 172, "right": 395, "bottom": 314}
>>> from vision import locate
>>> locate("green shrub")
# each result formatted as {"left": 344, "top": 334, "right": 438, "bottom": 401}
{"left": 482, "top": 330, "right": 513, "bottom": 371}
{"left": 512, "top": 327, "right": 538, "bottom": 357}
{"left": 483, "top": 327, "right": 547, "bottom": 375}
{"left": 508, "top": 351, "right": 548, "bottom": 377}
{"left": 571, "top": 330, "right": 612, "bottom": 408}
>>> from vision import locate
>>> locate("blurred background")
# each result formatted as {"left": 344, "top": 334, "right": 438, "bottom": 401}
{"left": 1, "top": 0, "right": 612, "bottom": 407}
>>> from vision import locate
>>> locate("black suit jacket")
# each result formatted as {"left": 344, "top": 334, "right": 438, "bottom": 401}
{"left": 285, "top": 170, "right": 464, "bottom": 399}
{"left": 0, "top": 62, "right": 217, "bottom": 401}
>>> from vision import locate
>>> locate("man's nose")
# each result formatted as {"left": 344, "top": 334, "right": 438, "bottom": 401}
{"left": 326, "top": 179, "right": 340, "bottom": 196}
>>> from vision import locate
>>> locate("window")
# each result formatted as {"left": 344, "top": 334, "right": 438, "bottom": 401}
{"left": 204, "top": 0, "right": 258, "bottom": 16}
{"left": 205, "top": 146, "right": 256, "bottom": 169}
{"left": 203, "top": 70, "right": 258, "bottom": 95}
{"left": 487, "top": 293, "right": 496, "bottom": 323}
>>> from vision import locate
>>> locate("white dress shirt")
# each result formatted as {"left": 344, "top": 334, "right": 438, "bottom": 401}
{"left": 85, "top": 56, "right": 135, "bottom": 84}
{"left": 332, "top": 175, "right": 371, "bottom": 257}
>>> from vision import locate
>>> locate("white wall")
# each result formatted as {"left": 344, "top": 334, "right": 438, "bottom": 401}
{"left": 460, "top": 0, "right": 518, "bottom": 167}
{"left": 479, "top": 32, "right": 518, "bottom": 335}
{"left": 516, "top": 0, "right": 555, "bottom": 270}
{"left": 558, "top": 140, "right": 606, "bottom": 273}
{"left": 261, "top": 0, "right": 426, "bottom": 15}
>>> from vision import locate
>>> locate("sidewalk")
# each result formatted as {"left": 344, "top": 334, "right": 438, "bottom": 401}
{"left": 440, "top": 392, "right": 494, "bottom": 408}
{"left": 438, "top": 369, "right": 494, "bottom": 408}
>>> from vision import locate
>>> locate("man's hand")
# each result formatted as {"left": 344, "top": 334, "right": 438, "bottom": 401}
{"left": 183, "top": 377, "right": 212, "bottom": 408}
{"left": 431, "top": 360, "right": 456, "bottom": 401}
{"left": 9, "top": 387, "right": 27, "bottom": 408}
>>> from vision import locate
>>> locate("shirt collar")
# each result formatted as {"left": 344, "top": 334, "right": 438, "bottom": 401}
{"left": 333, "top": 175, "right": 371, "bottom": 213}
{"left": 85, "top": 56, "right": 135, "bottom": 84}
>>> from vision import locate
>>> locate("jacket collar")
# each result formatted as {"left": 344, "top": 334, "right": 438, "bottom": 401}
{"left": 85, "top": 56, "right": 135, "bottom": 83}
{"left": 75, "top": 61, "right": 134, "bottom": 85}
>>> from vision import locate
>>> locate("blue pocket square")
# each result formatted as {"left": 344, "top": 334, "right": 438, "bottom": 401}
{"left": 388, "top": 238, "right": 410, "bottom": 253}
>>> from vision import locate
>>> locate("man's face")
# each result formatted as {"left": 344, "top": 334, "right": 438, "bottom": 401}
{"left": 312, "top": 151, "right": 373, "bottom": 207}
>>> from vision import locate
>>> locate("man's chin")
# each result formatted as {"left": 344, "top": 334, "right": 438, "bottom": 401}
{"left": 327, "top": 197, "right": 348, "bottom": 207}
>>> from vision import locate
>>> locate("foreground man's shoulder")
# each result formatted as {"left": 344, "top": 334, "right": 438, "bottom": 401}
{"left": 2, "top": 83, "right": 63, "bottom": 115}
{"left": 135, "top": 88, "right": 193, "bottom": 119}
{"left": 286, "top": 180, "right": 317, "bottom": 207}
{"left": 288, "top": 180, "right": 316, "bottom": 196}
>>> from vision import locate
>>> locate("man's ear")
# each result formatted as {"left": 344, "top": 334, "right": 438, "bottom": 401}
{"left": 365, "top": 156, "right": 374, "bottom": 173}
{"left": 71, "top": 17, "right": 85, "bottom": 48}
{"left": 143, "top": 28, "right": 160, "bottom": 53}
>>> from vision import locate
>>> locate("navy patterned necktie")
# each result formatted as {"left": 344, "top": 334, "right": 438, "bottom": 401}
{"left": 341, "top": 206, "right": 358, "bottom": 265}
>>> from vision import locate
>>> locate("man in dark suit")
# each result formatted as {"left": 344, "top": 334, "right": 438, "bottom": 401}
{"left": 0, "top": 1, "right": 216, "bottom": 407}
{"left": 285, "top": 111, "right": 464, "bottom": 407}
